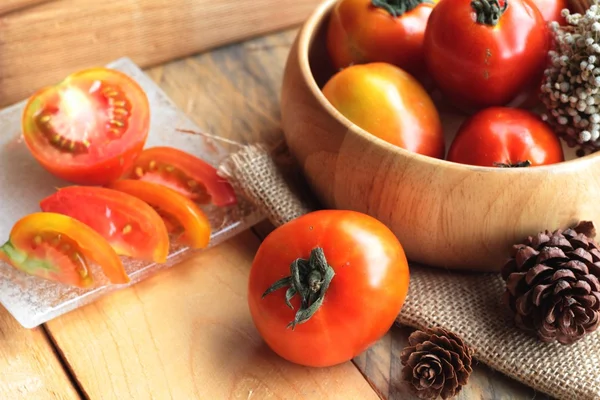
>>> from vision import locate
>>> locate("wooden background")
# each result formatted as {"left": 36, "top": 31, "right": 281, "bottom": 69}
{"left": 0, "top": 0, "right": 552, "bottom": 398}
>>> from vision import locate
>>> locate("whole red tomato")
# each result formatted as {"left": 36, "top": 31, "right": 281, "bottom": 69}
{"left": 326, "top": 0, "right": 438, "bottom": 75}
{"left": 530, "top": 0, "right": 568, "bottom": 23}
{"left": 322, "top": 62, "right": 445, "bottom": 158}
{"left": 447, "top": 107, "right": 565, "bottom": 167}
{"left": 423, "top": 0, "right": 550, "bottom": 111}
{"left": 248, "top": 210, "right": 410, "bottom": 367}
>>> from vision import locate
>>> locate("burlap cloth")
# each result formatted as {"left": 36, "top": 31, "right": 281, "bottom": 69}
{"left": 218, "top": 143, "right": 600, "bottom": 400}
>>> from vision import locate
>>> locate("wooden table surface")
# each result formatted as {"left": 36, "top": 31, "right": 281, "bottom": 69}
{"left": 0, "top": 28, "right": 552, "bottom": 400}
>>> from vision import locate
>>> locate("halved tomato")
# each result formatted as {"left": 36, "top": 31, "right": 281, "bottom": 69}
{"left": 40, "top": 186, "right": 170, "bottom": 263}
{"left": 107, "top": 179, "right": 212, "bottom": 249}
{"left": 0, "top": 212, "right": 128, "bottom": 288}
{"left": 121, "top": 146, "right": 237, "bottom": 207}
{"left": 22, "top": 67, "right": 150, "bottom": 185}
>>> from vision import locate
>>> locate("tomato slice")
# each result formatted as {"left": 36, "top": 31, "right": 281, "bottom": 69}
{"left": 122, "top": 146, "right": 237, "bottom": 207}
{"left": 22, "top": 67, "right": 150, "bottom": 185}
{"left": 39, "top": 186, "right": 170, "bottom": 263}
{"left": 107, "top": 180, "right": 212, "bottom": 249}
{"left": 0, "top": 212, "right": 128, "bottom": 288}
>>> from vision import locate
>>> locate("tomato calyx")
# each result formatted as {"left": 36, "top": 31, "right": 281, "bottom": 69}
{"left": 262, "top": 247, "right": 335, "bottom": 330}
{"left": 493, "top": 160, "right": 532, "bottom": 168}
{"left": 471, "top": 0, "right": 507, "bottom": 26}
{"left": 371, "top": 0, "right": 433, "bottom": 17}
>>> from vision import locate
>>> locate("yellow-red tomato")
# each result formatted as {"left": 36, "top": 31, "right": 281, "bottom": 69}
{"left": 326, "top": 0, "right": 438, "bottom": 75}
{"left": 248, "top": 210, "right": 410, "bottom": 367}
{"left": 322, "top": 62, "right": 445, "bottom": 158}
{"left": 0, "top": 212, "right": 128, "bottom": 288}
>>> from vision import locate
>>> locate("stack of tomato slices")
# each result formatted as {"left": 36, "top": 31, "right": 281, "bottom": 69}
{"left": 0, "top": 67, "right": 238, "bottom": 289}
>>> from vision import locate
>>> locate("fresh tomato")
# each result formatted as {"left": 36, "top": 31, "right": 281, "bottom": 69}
{"left": 447, "top": 107, "right": 565, "bottom": 167}
{"left": 322, "top": 62, "right": 444, "bottom": 158}
{"left": 0, "top": 212, "right": 128, "bottom": 288}
{"left": 248, "top": 209, "right": 410, "bottom": 367}
{"left": 22, "top": 67, "right": 150, "bottom": 185}
{"left": 107, "top": 180, "right": 211, "bottom": 250}
{"left": 423, "top": 0, "right": 550, "bottom": 111}
{"left": 39, "top": 186, "right": 170, "bottom": 263}
{"left": 121, "top": 146, "right": 237, "bottom": 207}
{"left": 530, "top": 0, "right": 568, "bottom": 23}
{"left": 326, "top": 0, "right": 438, "bottom": 75}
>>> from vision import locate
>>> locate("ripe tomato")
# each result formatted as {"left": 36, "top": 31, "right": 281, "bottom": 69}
{"left": 326, "top": 0, "right": 438, "bottom": 75}
{"left": 423, "top": 0, "right": 550, "bottom": 111}
{"left": 447, "top": 107, "right": 565, "bottom": 167}
{"left": 22, "top": 67, "right": 150, "bottom": 185}
{"left": 39, "top": 186, "right": 170, "bottom": 263}
{"left": 530, "top": 0, "right": 568, "bottom": 23}
{"left": 248, "top": 210, "right": 410, "bottom": 367}
{"left": 322, "top": 62, "right": 444, "bottom": 158}
{"left": 0, "top": 212, "right": 128, "bottom": 288}
{"left": 107, "top": 180, "right": 211, "bottom": 250}
{"left": 122, "top": 146, "right": 237, "bottom": 207}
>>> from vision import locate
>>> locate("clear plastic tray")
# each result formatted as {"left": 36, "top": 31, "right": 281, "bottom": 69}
{"left": 0, "top": 58, "right": 264, "bottom": 328}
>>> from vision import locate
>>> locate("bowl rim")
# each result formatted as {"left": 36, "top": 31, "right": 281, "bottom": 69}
{"left": 296, "top": 0, "right": 600, "bottom": 174}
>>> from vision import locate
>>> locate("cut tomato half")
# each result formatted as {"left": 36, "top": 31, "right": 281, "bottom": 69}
{"left": 0, "top": 212, "right": 128, "bottom": 288}
{"left": 107, "top": 179, "right": 212, "bottom": 249}
{"left": 121, "top": 146, "right": 237, "bottom": 207}
{"left": 40, "top": 186, "right": 170, "bottom": 263}
{"left": 22, "top": 67, "right": 150, "bottom": 185}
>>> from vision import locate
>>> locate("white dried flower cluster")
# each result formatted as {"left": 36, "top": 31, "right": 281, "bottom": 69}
{"left": 541, "top": 5, "right": 600, "bottom": 154}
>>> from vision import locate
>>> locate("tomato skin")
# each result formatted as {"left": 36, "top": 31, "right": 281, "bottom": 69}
{"left": 107, "top": 180, "right": 212, "bottom": 250}
{"left": 0, "top": 212, "right": 128, "bottom": 287}
{"left": 322, "top": 62, "right": 444, "bottom": 158}
{"left": 447, "top": 107, "right": 565, "bottom": 167}
{"left": 122, "top": 146, "right": 237, "bottom": 207}
{"left": 248, "top": 210, "right": 410, "bottom": 367}
{"left": 39, "top": 186, "right": 170, "bottom": 263}
{"left": 423, "top": 0, "right": 550, "bottom": 111}
{"left": 530, "top": 0, "right": 568, "bottom": 23}
{"left": 326, "top": 0, "right": 437, "bottom": 75}
{"left": 22, "top": 67, "right": 150, "bottom": 185}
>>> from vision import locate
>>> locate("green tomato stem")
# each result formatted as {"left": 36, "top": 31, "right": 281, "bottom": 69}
{"left": 262, "top": 247, "right": 335, "bottom": 330}
{"left": 471, "top": 0, "right": 507, "bottom": 26}
{"left": 371, "top": 0, "right": 433, "bottom": 18}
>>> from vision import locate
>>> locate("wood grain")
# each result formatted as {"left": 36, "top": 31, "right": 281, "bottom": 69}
{"left": 0, "top": 307, "right": 79, "bottom": 399}
{"left": 0, "top": 0, "right": 53, "bottom": 16}
{"left": 45, "top": 231, "right": 379, "bottom": 400}
{"left": 0, "top": 0, "right": 321, "bottom": 108}
{"left": 280, "top": 0, "right": 600, "bottom": 272}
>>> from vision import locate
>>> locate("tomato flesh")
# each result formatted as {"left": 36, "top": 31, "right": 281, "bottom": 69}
{"left": 322, "top": 62, "right": 444, "bottom": 158}
{"left": 22, "top": 67, "right": 150, "bottom": 185}
{"left": 107, "top": 180, "right": 212, "bottom": 249}
{"left": 0, "top": 212, "right": 128, "bottom": 288}
{"left": 40, "top": 186, "right": 170, "bottom": 263}
{"left": 248, "top": 210, "right": 410, "bottom": 367}
{"left": 447, "top": 107, "right": 565, "bottom": 167}
{"left": 122, "top": 146, "right": 237, "bottom": 207}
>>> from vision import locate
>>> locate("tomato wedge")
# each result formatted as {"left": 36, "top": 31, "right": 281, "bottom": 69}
{"left": 107, "top": 180, "right": 212, "bottom": 249}
{"left": 40, "top": 186, "right": 170, "bottom": 263}
{"left": 0, "top": 212, "right": 128, "bottom": 288}
{"left": 22, "top": 67, "right": 150, "bottom": 185}
{"left": 122, "top": 146, "right": 237, "bottom": 207}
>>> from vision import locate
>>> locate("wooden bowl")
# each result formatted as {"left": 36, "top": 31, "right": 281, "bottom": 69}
{"left": 280, "top": 0, "right": 600, "bottom": 272}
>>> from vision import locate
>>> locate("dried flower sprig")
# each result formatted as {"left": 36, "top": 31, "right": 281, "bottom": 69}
{"left": 541, "top": 3, "right": 600, "bottom": 155}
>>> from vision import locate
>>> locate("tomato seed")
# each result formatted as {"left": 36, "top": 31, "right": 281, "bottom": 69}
{"left": 148, "top": 161, "right": 157, "bottom": 170}
{"left": 135, "top": 167, "right": 144, "bottom": 178}
{"left": 122, "top": 224, "right": 132, "bottom": 235}
{"left": 113, "top": 108, "right": 129, "bottom": 116}
{"left": 33, "top": 235, "right": 43, "bottom": 246}
{"left": 165, "top": 165, "right": 175, "bottom": 172}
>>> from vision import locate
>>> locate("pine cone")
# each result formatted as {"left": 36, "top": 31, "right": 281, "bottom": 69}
{"left": 501, "top": 222, "right": 600, "bottom": 345}
{"left": 400, "top": 327, "right": 473, "bottom": 400}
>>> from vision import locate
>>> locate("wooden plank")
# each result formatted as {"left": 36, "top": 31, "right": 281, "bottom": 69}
{"left": 0, "top": 307, "right": 80, "bottom": 399}
{"left": 0, "top": 0, "right": 320, "bottom": 107}
{"left": 0, "top": 0, "right": 53, "bottom": 16}
{"left": 44, "top": 231, "right": 379, "bottom": 399}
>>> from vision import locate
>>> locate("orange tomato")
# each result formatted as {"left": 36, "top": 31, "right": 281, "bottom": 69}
{"left": 248, "top": 210, "right": 410, "bottom": 367}
{"left": 322, "top": 62, "right": 444, "bottom": 158}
